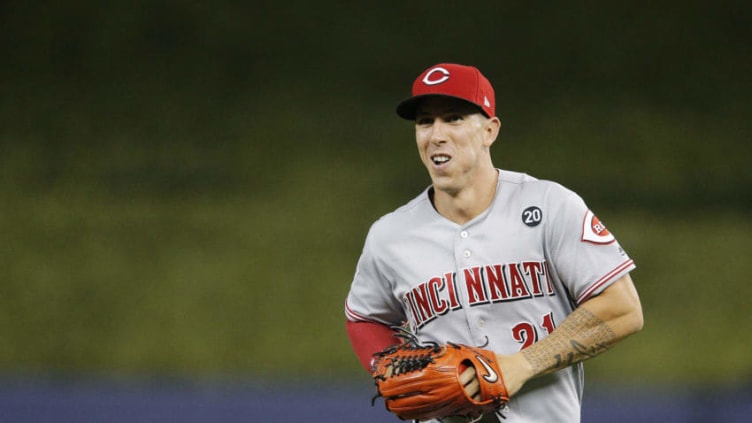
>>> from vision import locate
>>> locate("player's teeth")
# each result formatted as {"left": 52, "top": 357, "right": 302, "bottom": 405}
{"left": 433, "top": 156, "right": 450, "bottom": 163}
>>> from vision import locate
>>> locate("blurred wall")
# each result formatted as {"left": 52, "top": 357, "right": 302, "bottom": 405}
{"left": 0, "top": 0, "right": 750, "bottom": 392}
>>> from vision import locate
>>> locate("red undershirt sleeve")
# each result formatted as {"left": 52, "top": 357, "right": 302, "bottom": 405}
{"left": 345, "top": 320, "right": 400, "bottom": 372}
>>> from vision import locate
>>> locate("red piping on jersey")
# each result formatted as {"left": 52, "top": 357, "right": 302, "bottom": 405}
{"left": 345, "top": 301, "right": 377, "bottom": 323}
{"left": 576, "top": 259, "right": 635, "bottom": 304}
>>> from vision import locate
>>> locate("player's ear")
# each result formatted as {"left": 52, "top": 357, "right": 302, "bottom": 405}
{"left": 483, "top": 116, "right": 501, "bottom": 147}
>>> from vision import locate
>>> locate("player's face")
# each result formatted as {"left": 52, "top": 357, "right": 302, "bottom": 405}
{"left": 414, "top": 97, "right": 499, "bottom": 194}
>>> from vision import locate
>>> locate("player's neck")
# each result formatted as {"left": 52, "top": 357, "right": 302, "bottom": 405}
{"left": 432, "top": 167, "right": 499, "bottom": 225}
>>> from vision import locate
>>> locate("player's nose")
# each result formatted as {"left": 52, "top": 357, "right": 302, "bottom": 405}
{"left": 429, "top": 121, "right": 448, "bottom": 144}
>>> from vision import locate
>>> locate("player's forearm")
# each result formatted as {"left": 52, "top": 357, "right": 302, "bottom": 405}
{"left": 519, "top": 306, "right": 619, "bottom": 378}
{"left": 520, "top": 274, "right": 643, "bottom": 379}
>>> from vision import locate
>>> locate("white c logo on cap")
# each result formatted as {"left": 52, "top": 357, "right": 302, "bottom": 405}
{"left": 422, "top": 67, "right": 450, "bottom": 85}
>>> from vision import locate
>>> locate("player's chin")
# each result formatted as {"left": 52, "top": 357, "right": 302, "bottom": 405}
{"left": 426, "top": 167, "right": 446, "bottom": 184}
{"left": 425, "top": 160, "right": 452, "bottom": 177}
{"left": 429, "top": 174, "right": 460, "bottom": 194}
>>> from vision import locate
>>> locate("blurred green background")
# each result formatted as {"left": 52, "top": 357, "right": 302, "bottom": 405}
{"left": 1, "top": 1, "right": 750, "bottom": 389}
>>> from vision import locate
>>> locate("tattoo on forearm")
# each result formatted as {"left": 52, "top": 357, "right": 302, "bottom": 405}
{"left": 522, "top": 308, "right": 618, "bottom": 375}
{"left": 553, "top": 340, "right": 611, "bottom": 368}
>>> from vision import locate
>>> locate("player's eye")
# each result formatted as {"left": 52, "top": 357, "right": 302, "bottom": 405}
{"left": 416, "top": 116, "right": 434, "bottom": 126}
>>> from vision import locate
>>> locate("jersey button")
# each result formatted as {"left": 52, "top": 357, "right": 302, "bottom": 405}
{"left": 463, "top": 250, "right": 471, "bottom": 258}
{"left": 460, "top": 230, "right": 469, "bottom": 238}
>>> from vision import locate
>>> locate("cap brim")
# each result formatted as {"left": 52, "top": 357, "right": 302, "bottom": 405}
{"left": 395, "top": 96, "right": 424, "bottom": 120}
{"left": 395, "top": 94, "right": 488, "bottom": 120}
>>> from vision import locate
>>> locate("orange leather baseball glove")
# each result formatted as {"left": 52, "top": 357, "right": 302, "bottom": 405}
{"left": 371, "top": 341, "right": 509, "bottom": 421}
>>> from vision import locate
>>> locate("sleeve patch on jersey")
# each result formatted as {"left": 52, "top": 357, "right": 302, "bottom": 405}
{"left": 581, "top": 210, "right": 615, "bottom": 244}
{"left": 521, "top": 206, "right": 543, "bottom": 227}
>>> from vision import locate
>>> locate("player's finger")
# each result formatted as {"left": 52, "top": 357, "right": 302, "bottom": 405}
{"left": 463, "top": 377, "right": 481, "bottom": 400}
{"left": 459, "top": 366, "right": 476, "bottom": 384}
{"left": 460, "top": 367, "right": 481, "bottom": 400}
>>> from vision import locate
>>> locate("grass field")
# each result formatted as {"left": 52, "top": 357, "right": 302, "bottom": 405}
{"left": 1, "top": 164, "right": 750, "bottom": 388}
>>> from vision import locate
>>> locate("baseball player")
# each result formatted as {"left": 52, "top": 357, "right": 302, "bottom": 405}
{"left": 344, "top": 63, "right": 643, "bottom": 422}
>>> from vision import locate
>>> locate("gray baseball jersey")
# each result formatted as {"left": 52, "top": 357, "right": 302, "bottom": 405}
{"left": 345, "top": 169, "right": 635, "bottom": 423}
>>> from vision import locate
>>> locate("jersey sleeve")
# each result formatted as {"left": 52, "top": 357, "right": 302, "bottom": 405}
{"left": 344, "top": 224, "right": 406, "bottom": 326}
{"left": 544, "top": 186, "right": 635, "bottom": 305}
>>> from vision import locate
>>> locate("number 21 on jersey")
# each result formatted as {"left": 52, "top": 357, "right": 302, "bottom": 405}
{"left": 512, "top": 312, "right": 556, "bottom": 349}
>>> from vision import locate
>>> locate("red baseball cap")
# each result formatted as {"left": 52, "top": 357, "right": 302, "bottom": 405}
{"left": 396, "top": 63, "right": 495, "bottom": 120}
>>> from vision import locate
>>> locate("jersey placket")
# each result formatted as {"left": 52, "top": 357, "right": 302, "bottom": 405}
{"left": 453, "top": 224, "right": 490, "bottom": 347}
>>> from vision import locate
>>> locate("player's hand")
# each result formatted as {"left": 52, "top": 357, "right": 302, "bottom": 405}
{"left": 459, "top": 366, "right": 481, "bottom": 401}
{"left": 494, "top": 353, "right": 533, "bottom": 398}
{"left": 462, "top": 353, "right": 529, "bottom": 399}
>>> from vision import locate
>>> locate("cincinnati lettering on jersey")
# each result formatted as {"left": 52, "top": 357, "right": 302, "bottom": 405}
{"left": 403, "top": 260, "right": 553, "bottom": 329}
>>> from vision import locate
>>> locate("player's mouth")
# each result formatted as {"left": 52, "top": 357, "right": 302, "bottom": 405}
{"left": 431, "top": 154, "right": 451, "bottom": 166}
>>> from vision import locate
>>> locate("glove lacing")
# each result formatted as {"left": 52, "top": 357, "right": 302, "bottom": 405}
{"left": 371, "top": 326, "right": 441, "bottom": 404}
